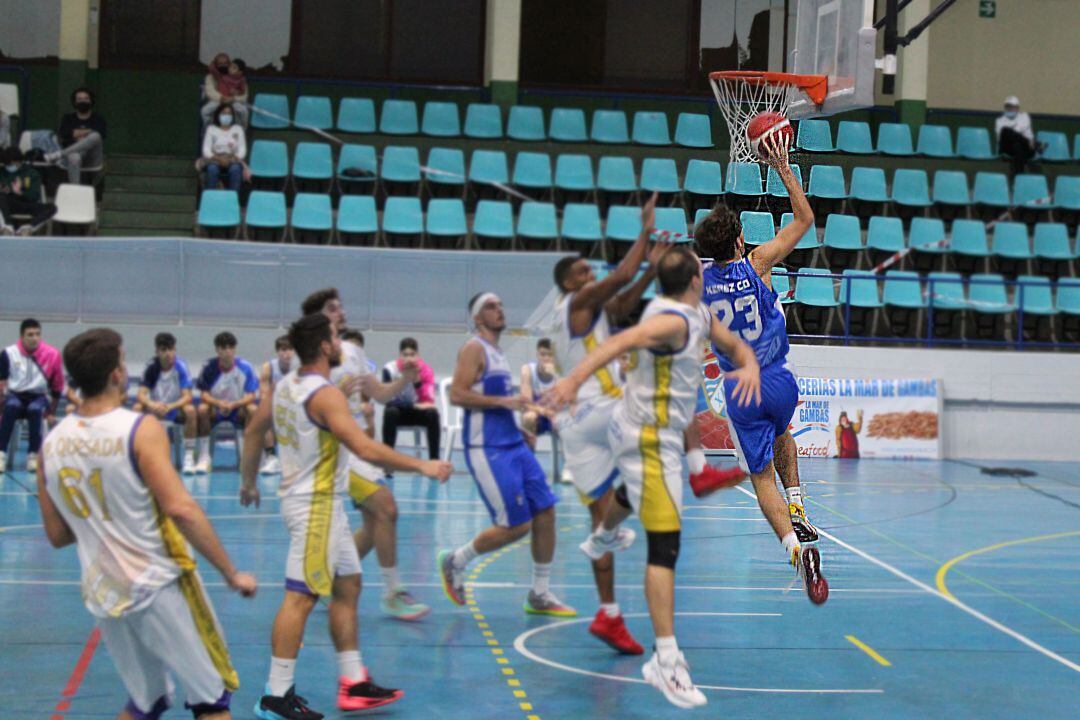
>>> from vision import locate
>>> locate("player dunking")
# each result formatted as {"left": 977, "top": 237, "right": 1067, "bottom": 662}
{"left": 39, "top": 328, "right": 257, "bottom": 720}
{"left": 547, "top": 247, "right": 761, "bottom": 708}
{"left": 695, "top": 134, "right": 827, "bottom": 601}
{"left": 240, "top": 314, "right": 452, "bottom": 719}
{"left": 438, "top": 292, "right": 575, "bottom": 616}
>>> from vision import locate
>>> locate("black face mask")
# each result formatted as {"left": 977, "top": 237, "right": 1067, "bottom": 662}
{"left": 75, "top": 101, "right": 92, "bottom": 113}
{"left": 217, "top": 64, "right": 230, "bottom": 74}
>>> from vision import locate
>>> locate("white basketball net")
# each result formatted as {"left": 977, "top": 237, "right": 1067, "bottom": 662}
{"left": 709, "top": 75, "right": 800, "bottom": 165}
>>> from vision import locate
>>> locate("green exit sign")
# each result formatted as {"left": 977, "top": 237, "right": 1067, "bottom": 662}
{"left": 979, "top": 0, "right": 996, "bottom": 18}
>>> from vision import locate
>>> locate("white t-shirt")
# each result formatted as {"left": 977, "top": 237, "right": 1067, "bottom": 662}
{"left": 995, "top": 112, "right": 1033, "bottom": 142}
{"left": 202, "top": 123, "right": 247, "bottom": 160}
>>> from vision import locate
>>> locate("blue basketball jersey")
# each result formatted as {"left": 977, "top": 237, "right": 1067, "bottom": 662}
{"left": 463, "top": 336, "right": 524, "bottom": 448}
{"left": 702, "top": 258, "right": 789, "bottom": 372}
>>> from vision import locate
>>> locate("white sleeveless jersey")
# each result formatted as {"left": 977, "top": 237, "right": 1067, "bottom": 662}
{"left": 329, "top": 342, "right": 370, "bottom": 429}
{"left": 551, "top": 292, "right": 624, "bottom": 404}
{"left": 526, "top": 361, "right": 557, "bottom": 401}
{"left": 42, "top": 409, "right": 188, "bottom": 618}
{"left": 622, "top": 297, "right": 710, "bottom": 433}
{"left": 273, "top": 371, "right": 348, "bottom": 499}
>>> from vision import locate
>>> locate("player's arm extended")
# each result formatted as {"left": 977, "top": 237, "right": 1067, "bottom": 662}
{"left": 311, "top": 386, "right": 452, "bottom": 480}
{"left": 708, "top": 314, "right": 761, "bottom": 407}
{"left": 138, "top": 415, "right": 255, "bottom": 594}
{"left": 36, "top": 462, "right": 76, "bottom": 548}
{"left": 361, "top": 372, "right": 410, "bottom": 404}
{"left": 519, "top": 364, "right": 534, "bottom": 403}
{"left": 748, "top": 138, "right": 814, "bottom": 280}
{"left": 449, "top": 341, "right": 521, "bottom": 411}
{"left": 240, "top": 391, "right": 273, "bottom": 499}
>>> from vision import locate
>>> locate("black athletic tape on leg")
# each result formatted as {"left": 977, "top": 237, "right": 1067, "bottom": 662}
{"left": 614, "top": 483, "right": 631, "bottom": 509}
{"left": 646, "top": 530, "right": 681, "bottom": 569}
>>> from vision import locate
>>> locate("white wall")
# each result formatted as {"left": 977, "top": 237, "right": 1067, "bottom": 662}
{"left": 0, "top": 0, "right": 60, "bottom": 59}
{"left": 199, "top": 0, "right": 291, "bottom": 71}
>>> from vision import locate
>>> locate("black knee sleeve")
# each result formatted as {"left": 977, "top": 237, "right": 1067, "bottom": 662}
{"left": 646, "top": 530, "right": 681, "bottom": 569}
{"left": 613, "top": 483, "right": 631, "bottom": 509}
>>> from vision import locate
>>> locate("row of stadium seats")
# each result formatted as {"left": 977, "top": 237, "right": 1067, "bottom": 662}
{"left": 796, "top": 119, "right": 1080, "bottom": 162}
{"left": 250, "top": 93, "right": 713, "bottom": 147}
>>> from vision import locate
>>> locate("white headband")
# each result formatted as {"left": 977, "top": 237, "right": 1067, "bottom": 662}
{"left": 470, "top": 292, "right": 501, "bottom": 319}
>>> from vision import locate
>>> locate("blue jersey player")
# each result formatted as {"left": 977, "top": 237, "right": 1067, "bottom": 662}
{"left": 438, "top": 292, "right": 576, "bottom": 618}
{"left": 696, "top": 134, "right": 827, "bottom": 604}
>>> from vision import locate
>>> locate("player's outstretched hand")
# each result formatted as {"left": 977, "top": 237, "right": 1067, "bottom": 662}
{"left": 762, "top": 133, "right": 790, "bottom": 171}
{"left": 420, "top": 459, "right": 453, "bottom": 483}
{"left": 501, "top": 394, "right": 531, "bottom": 412}
{"left": 726, "top": 365, "right": 762, "bottom": 407}
{"left": 228, "top": 571, "right": 258, "bottom": 598}
{"left": 544, "top": 378, "right": 580, "bottom": 411}
{"left": 647, "top": 238, "right": 675, "bottom": 267}
{"left": 641, "top": 191, "right": 658, "bottom": 237}
{"left": 239, "top": 484, "right": 260, "bottom": 509}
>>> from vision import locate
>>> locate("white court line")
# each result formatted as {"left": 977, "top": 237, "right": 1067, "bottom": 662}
{"left": 734, "top": 486, "right": 1080, "bottom": 675}
{"left": 512, "top": 613, "right": 883, "bottom": 695}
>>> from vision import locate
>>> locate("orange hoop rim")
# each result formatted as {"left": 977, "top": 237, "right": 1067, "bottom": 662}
{"left": 709, "top": 71, "right": 828, "bottom": 106}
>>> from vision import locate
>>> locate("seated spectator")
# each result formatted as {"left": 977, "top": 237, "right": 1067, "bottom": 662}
{"left": 48, "top": 87, "right": 107, "bottom": 185}
{"left": 201, "top": 53, "right": 250, "bottom": 128}
{"left": 519, "top": 338, "right": 558, "bottom": 449}
{"left": 133, "top": 332, "right": 197, "bottom": 473}
{"left": 193, "top": 331, "right": 258, "bottom": 473}
{"left": 0, "top": 147, "right": 57, "bottom": 235}
{"left": 381, "top": 337, "right": 440, "bottom": 460}
{"left": 201, "top": 105, "right": 247, "bottom": 191}
{"left": 995, "top": 95, "right": 1043, "bottom": 177}
{"left": 341, "top": 329, "right": 376, "bottom": 436}
{"left": 257, "top": 334, "right": 294, "bottom": 474}
{"left": 0, "top": 319, "right": 65, "bottom": 473}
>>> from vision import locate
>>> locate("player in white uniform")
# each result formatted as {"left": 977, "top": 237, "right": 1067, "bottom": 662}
{"left": 240, "top": 314, "right": 452, "bottom": 719}
{"left": 38, "top": 328, "right": 257, "bottom": 720}
{"left": 193, "top": 332, "right": 259, "bottom": 473}
{"left": 519, "top": 337, "right": 558, "bottom": 454}
{"left": 299, "top": 288, "right": 435, "bottom": 621}
{"left": 257, "top": 335, "right": 294, "bottom": 475}
{"left": 548, "top": 247, "right": 761, "bottom": 709}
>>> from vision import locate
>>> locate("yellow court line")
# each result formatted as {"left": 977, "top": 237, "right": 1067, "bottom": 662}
{"left": 845, "top": 635, "right": 891, "bottom": 667}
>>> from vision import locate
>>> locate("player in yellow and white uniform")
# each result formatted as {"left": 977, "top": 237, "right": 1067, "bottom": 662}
{"left": 547, "top": 247, "right": 761, "bottom": 710}
{"left": 240, "top": 313, "right": 451, "bottom": 718}
{"left": 38, "top": 328, "right": 257, "bottom": 720}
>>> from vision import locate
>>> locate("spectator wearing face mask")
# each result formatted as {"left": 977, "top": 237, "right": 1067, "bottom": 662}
{"left": 48, "top": 87, "right": 107, "bottom": 185}
{"left": 201, "top": 104, "right": 247, "bottom": 191}
{"left": 201, "top": 53, "right": 250, "bottom": 128}
{"left": 995, "top": 96, "right": 1043, "bottom": 177}
{"left": 0, "top": 147, "right": 57, "bottom": 235}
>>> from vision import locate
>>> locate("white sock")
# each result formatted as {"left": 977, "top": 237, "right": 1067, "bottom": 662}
{"left": 336, "top": 650, "right": 364, "bottom": 683}
{"left": 596, "top": 525, "right": 619, "bottom": 542}
{"left": 655, "top": 635, "right": 679, "bottom": 664}
{"left": 197, "top": 436, "right": 210, "bottom": 462}
{"left": 532, "top": 561, "right": 552, "bottom": 595}
{"left": 452, "top": 541, "right": 478, "bottom": 570}
{"left": 380, "top": 565, "right": 401, "bottom": 596}
{"left": 781, "top": 531, "right": 800, "bottom": 559}
{"left": 686, "top": 448, "right": 706, "bottom": 475}
{"left": 268, "top": 656, "right": 296, "bottom": 696}
{"left": 601, "top": 602, "right": 620, "bottom": 618}
{"left": 184, "top": 438, "right": 196, "bottom": 453}
{"left": 786, "top": 486, "right": 802, "bottom": 506}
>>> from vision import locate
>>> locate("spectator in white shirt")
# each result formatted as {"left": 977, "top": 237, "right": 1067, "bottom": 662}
{"left": 995, "top": 95, "right": 1043, "bottom": 177}
{"left": 201, "top": 105, "right": 247, "bottom": 191}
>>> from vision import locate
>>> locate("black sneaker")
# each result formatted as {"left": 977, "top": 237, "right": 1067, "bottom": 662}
{"left": 254, "top": 684, "right": 324, "bottom": 720}
{"left": 338, "top": 675, "right": 404, "bottom": 711}
{"left": 789, "top": 502, "right": 820, "bottom": 544}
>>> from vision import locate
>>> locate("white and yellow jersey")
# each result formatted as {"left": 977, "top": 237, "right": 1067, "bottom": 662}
{"left": 622, "top": 296, "right": 709, "bottom": 433}
{"left": 273, "top": 371, "right": 348, "bottom": 500}
{"left": 551, "top": 292, "right": 624, "bottom": 404}
{"left": 42, "top": 409, "right": 189, "bottom": 618}
{"left": 329, "top": 341, "right": 371, "bottom": 430}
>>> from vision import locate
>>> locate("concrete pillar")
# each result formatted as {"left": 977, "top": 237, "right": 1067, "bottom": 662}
{"left": 58, "top": 0, "right": 92, "bottom": 107}
{"left": 484, "top": 0, "right": 522, "bottom": 108}
{"left": 895, "top": 0, "right": 930, "bottom": 128}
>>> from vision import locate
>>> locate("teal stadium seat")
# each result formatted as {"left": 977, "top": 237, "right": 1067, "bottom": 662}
{"left": 554, "top": 154, "right": 595, "bottom": 193}
{"left": 840, "top": 270, "right": 883, "bottom": 336}
{"left": 866, "top": 216, "right": 905, "bottom": 262}
{"left": 948, "top": 218, "right": 990, "bottom": 275}
{"left": 654, "top": 207, "right": 689, "bottom": 243}
{"left": 591, "top": 110, "right": 629, "bottom": 144}
{"left": 796, "top": 119, "right": 834, "bottom": 152}
{"left": 632, "top": 111, "right": 671, "bottom": 146}
{"left": 1016, "top": 274, "right": 1058, "bottom": 343}
{"left": 990, "top": 221, "right": 1032, "bottom": 279}
{"left": 380, "top": 146, "right": 421, "bottom": 187}
{"left": 1055, "top": 176, "right": 1080, "bottom": 210}
{"left": 1037, "top": 131, "right": 1070, "bottom": 162}
{"left": 877, "top": 122, "right": 915, "bottom": 155}
{"left": 597, "top": 156, "right": 638, "bottom": 195}
{"left": 425, "top": 198, "right": 468, "bottom": 246}
{"left": 926, "top": 271, "right": 968, "bottom": 338}
{"left": 683, "top": 159, "right": 723, "bottom": 207}
{"left": 772, "top": 268, "right": 793, "bottom": 303}
{"left": 250, "top": 93, "right": 289, "bottom": 129}
{"left": 968, "top": 272, "right": 1015, "bottom": 341}
{"left": 198, "top": 190, "right": 240, "bottom": 235}
{"left": 932, "top": 170, "right": 971, "bottom": 206}
{"left": 956, "top": 126, "right": 994, "bottom": 160}
{"left": 806, "top": 165, "right": 847, "bottom": 200}
{"left": 469, "top": 150, "right": 510, "bottom": 187}
{"left": 850, "top": 167, "right": 889, "bottom": 202}
{"left": 972, "top": 172, "right": 1011, "bottom": 218}
{"left": 891, "top": 168, "right": 932, "bottom": 212}
{"left": 379, "top": 99, "right": 419, "bottom": 135}
{"left": 290, "top": 193, "right": 332, "bottom": 243}
{"left": 464, "top": 103, "right": 503, "bottom": 139}
{"left": 674, "top": 113, "right": 713, "bottom": 148}
{"left": 424, "top": 147, "right": 466, "bottom": 191}
{"left": 561, "top": 203, "right": 604, "bottom": 257}
{"left": 248, "top": 140, "right": 288, "bottom": 189}
{"left": 549, "top": 108, "right": 588, "bottom": 142}
{"left": 472, "top": 200, "right": 514, "bottom": 249}
{"left": 908, "top": 216, "right": 949, "bottom": 273}
{"left": 836, "top": 121, "right": 874, "bottom": 154}
{"left": 294, "top": 96, "right": 333, "bottom": 130}
{"left": 793, "top": 267, "right": 839, "bottom": 336}
{"left": 382, "top": 196, "right": 424, "bottom": 246}
{"left": 336, "top": 98, "right": 376, "bottom": 133}
{"left": 421, "top": 101, "right": 461, "bottom": 137}
{"left": 507, "top": 106, "right": 545, "bottom": 141}
{"left": 337, "top": 144, "right": 377, "bottom": 192}
{"left": 882, "top": 270, "right": 925, "bottom": 337}
{"left": 1033, "top": 222, "right": 1075, "bottom": 280}
{"left": 336, "top": 195, "right": 378, "bottom": 245}
{"left": 916, "top": 124, "right": 955, "bottom": 157}
{"left": 739, "top": 211, "right": 775, "bottom": 248}
{"left": 640, "top": 158, "right": 679, "bottom": 194}
{"left": 822, "top": 214, "right": 863, "bottom": 272}
{"left": 766, "top": 163, "right": 803, "bottom": 197}
{"left": 1058, "top": 279, "right": 1080, "bottom": 342}
{"left": 244, "top": 191, "right": 287, "bottom": 241}
{"left": 726, "top": 162, "right": 763, "bottom": 196}
{"left": 1075, "top": 134, "right": 1080, "bottom": 160}
{"left": 1013, "top": 173, "right": 1053, "bottom": 209}
{"left": 292, "top": 142, "right": 333, "bottom": 189}
{"left": 606, "top": 205, "right": 642, "bottom": 249}
{"left": 516, "top": 202, "right": 559, "bottom": 249}
{"left": 512, "top": 152, "right": 553, "bottom": 197}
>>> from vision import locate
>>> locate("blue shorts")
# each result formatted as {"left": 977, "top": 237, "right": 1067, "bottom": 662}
{"left": 723, "top": 362, "right": 798, "bottom": 475}
{"left": 212, "top": 408, "right": 242, "bottom": 427}
{"left": 535, "top": 416, "right": 552, "bottom": 436}
{"left": 465, "top": 442, "right": 557, "bottom": 528}
{"left": 163, "top": 407, "right": 189, "bottom": 423}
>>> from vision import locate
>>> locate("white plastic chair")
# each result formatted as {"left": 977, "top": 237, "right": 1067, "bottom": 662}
{"left": 437, "top": 377, "right": 462, "bottom": 461}
{"left": 53, "top": 183, "right": 97, "bottom": 230}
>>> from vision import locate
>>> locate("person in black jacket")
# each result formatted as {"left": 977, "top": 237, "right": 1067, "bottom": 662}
{"left": 48, "top": 87, "right": 107, "bottom": 184}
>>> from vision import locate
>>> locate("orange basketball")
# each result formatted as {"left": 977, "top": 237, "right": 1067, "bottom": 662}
{"left": 747, "top": 111, "right": 793, "bottom": 160}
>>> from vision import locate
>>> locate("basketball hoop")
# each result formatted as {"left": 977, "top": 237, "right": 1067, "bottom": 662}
{"left": 708, "top": 71, "right": 828, "bottom": 164}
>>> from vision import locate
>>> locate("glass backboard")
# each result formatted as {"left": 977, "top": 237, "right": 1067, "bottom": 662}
{"left": 787, "top": 0, "right": 877, "bottom": 119}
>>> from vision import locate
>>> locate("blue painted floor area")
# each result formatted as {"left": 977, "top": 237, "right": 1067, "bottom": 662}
{"left": 2, "top": 446, "right": 1079, "bottom": 719}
